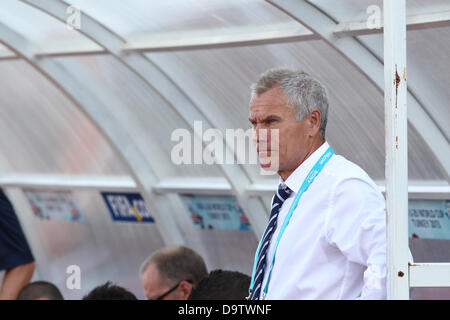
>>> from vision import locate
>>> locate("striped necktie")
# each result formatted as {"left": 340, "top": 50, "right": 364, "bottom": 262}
{"left": 250, "top": 183, "right": 293, "bottom": 300}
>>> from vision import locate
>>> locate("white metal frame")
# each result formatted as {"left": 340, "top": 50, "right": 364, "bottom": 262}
{"left": 0, "top": 174, "right": 136, "bottom": 191}
{"left": 1, "top": 174, "right": 449, "bottom": 199}
{"left": 386, "top": 0, "right": 450, "bottom": 299}
{"left": 384, "top": 0, "right": 409, "bottom": 299}
{"left": 122, "top": 22, "right": 317, "bottom": 52}
{"left": 409, "top": 263, "right": 450, "bottom": 287}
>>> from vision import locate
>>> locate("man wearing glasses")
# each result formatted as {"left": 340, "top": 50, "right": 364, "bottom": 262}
{"left": 140, "top": 246, "right": 207, "bottom": 300}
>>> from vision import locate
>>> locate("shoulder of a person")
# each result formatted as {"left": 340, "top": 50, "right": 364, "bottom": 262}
{"left": 326, "top": 154, "right": 380, "bottom": 192}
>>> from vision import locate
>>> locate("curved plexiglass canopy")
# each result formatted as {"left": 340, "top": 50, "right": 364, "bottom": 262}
{"left": 0, "top": 0, "right": 448, "bottom": 299}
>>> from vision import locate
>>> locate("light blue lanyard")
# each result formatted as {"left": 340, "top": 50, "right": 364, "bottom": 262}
{"left": 248, "top": 146, "right": 334, "bottom": 299}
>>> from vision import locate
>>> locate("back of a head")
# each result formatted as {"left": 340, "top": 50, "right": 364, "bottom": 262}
{"left": 189, "top": 270, "right": 251, "bottom": 300}
{"left": 82, "top": 281, "right": 137, "bottom": 300}
{"left": 17, "top": 281, "right": 64, "bottom": 300}
{"left": 141, "top": 246, "right": 208, "bottom": 286}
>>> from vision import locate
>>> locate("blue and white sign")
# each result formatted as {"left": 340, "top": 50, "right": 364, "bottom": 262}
{"left": 180, "top": 195, "right": 252, "bottom": 231}
{"left": 409, "top": 200, "right": 450, "bottom": 240}
{"left": 101, "top": 192, "right": 155, "bottom": 223}
{"left": 24, "top": 190, "right": 84, "bottom": 222}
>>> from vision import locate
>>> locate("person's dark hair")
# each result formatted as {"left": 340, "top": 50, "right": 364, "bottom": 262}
{"left": 17, "top": 281, "right": 64, "bottom": 300}
{"left": 140, "top": 246, "right": 207, "bottom": 287}
{"left": 189, "top": 269, "right": 251, "bottom": 300}
{"left": 82, "top": 281, "right": 137, "bottom": 300}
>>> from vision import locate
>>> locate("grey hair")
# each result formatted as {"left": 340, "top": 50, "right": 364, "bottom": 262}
{"left": 139, "top": 246, "right": 207, "bottom": 286}
{"left": 251, "top": 68, "right": 329, "bottom": 138}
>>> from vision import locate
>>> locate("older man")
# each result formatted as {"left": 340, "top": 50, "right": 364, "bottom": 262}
{"left": 140, "top": 246, "right": 207, "bottom": 300}
{"left": 248, "top": 68, "right": 386, "bottom": 300}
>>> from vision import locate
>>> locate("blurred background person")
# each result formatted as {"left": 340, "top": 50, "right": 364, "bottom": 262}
{"left": 17, "top": 281, "right": 63, "bottom": 300}
{"left": 140, "top": 246, "right": 207, "bottom": 300}
{"left": 189, "top": 269, "right": 251, "bottom": 300}
{"left": 0, "top": 188, "right": 35, "bottom": 299}
{"left": 82, "top": 281, "right": 137, "bottom": 300}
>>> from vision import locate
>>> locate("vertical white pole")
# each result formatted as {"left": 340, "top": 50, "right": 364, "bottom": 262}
{"left": 384, "top": 0, "right": 409, "bottom": 299}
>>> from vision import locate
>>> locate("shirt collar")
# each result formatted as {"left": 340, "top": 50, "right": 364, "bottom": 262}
{"left": 280, "top": 141, "right": 330, "bottom": 194}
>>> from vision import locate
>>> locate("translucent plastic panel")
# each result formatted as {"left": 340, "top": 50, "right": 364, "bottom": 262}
{"left": 405, "top": 0, "right": 450, "bottom": 15}
{"left": 0, "top": 0, "right": 99, "bottom": 49}
{"left": 52, "top": 55, "right": 223, "bottom": 180}
{"left": 66, "top": 0, "right": 303, "bottom": 38}
{"left": 147, "top": 41, "right": 446, "bottom": 182}
{"left": 407, "top": 27, "right": 450, "bottom": 140}
{"left": 355, "top": 27, "right": 450, "bottom": 142}
{"left": 0, "top": 60, "right": 128, "bottom": 175}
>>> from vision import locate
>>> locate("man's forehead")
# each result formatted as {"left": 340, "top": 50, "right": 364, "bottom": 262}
{"left": 249, "top": 101, "right": 291, "bottom": 120}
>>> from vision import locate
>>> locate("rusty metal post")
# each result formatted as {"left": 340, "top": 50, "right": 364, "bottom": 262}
{"left": 384, "top": 0, "right": 409, "bottom": 299}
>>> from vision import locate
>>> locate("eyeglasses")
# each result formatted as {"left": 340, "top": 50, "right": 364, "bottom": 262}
{"left": 154, "top": 279, "right": 193, "bottom": 300}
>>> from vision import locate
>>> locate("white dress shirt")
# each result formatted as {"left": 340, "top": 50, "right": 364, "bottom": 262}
{"left": 258, "top": 141, "right": 386, "bottom": 299}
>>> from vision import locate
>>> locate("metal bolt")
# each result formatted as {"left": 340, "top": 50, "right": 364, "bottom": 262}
{"left": 398, "top": 271, "right": 404, "bottom": 277}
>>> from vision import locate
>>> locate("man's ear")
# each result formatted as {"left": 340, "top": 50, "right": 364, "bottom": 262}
{"left": 179, "top": 280, "right": 193, "bottom": 299}
{"left": 308, "top": 109, "right": 322, "bottom": 137}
